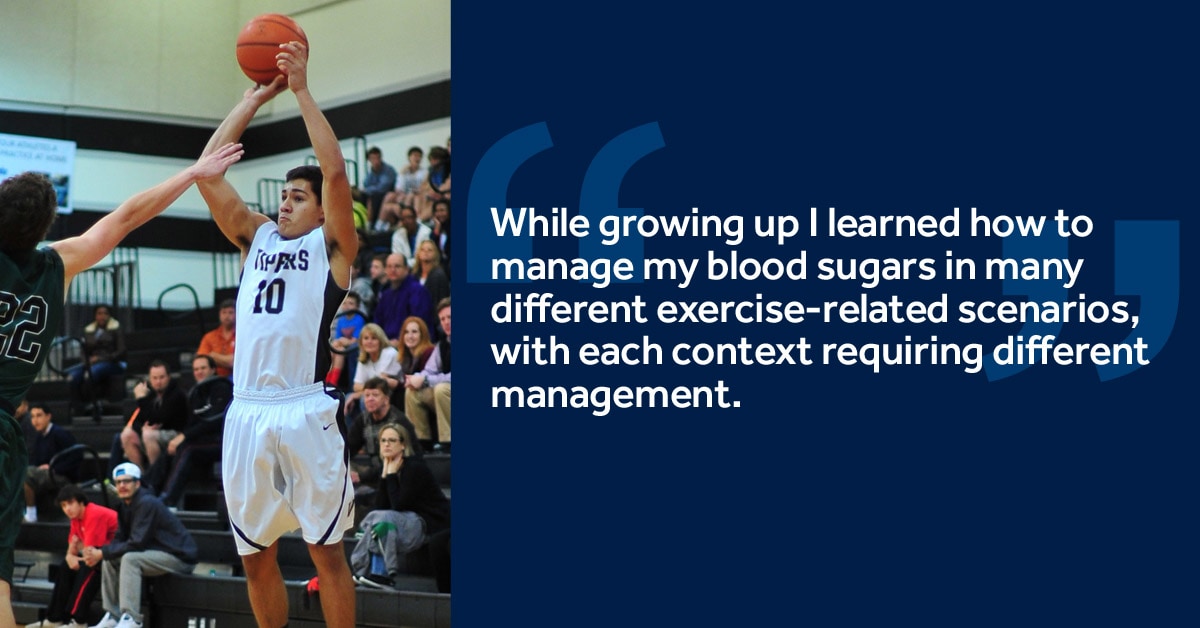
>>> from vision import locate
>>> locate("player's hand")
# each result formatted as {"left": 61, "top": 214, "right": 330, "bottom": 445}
{"left": 191, "top": 142, "right": 245, "bottom": 182}
{"left": 244, "top": 75, "right": 287, "bottom": 104}
{"left": 276, "top": 41, "right": 309, "bottom": 93}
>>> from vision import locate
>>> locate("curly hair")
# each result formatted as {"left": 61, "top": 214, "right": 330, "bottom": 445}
{"left": 0, "top": 172, "right": 57, "bottom": 257}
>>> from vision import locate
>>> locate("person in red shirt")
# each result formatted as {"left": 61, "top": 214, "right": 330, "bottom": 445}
{"left": 25, "top": 486, "right": 119, "bottom": 628}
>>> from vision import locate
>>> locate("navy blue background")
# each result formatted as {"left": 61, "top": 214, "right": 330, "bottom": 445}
{"left": 453, "top": 3, "right": 1195, "bottom": 626}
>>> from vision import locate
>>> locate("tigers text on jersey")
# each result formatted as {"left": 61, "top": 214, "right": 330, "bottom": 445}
{"left": 233, "top": 222, "right": 344, "bottom": 392}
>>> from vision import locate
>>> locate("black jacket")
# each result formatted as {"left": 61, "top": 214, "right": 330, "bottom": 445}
{"left": 102, "top": 488, "right": 198, "bottom": 563}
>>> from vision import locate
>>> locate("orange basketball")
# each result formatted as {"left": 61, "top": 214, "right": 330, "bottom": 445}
{"left": 236, "top": 14, "right": 308, "bottom": 84}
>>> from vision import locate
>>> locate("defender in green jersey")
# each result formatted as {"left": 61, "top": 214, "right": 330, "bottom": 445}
{"left": 0, "top": 142, "right": 245, "bottom": 628}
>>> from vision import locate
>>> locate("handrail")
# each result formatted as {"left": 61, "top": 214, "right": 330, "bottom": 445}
{"left": 156, "top": 283, "right": 206, "bottom": 340}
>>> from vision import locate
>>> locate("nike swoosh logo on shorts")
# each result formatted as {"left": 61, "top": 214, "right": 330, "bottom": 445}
{"left": 323, "top": 422, "right": 335, "bottom": 430}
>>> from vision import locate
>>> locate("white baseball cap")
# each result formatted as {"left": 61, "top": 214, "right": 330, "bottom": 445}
{"left": 112, "top": 462, "right": 142, "bottom": 481}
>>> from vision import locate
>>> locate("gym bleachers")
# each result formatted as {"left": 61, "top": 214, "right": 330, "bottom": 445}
{"left": 16, "top": 303, "right": 452, "bottom": 627}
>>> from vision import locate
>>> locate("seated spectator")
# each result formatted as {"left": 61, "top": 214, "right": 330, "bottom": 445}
{"left": 390, "top": 205, "right": 432, "bottom": 270}
{"left": 196, "top": 298, "right": 236, "bottom": 378}
{"left": 391, "top": 316, "right": 435, "bottom": 411}
{"left": 405, "top": 298, "right": 452, "bottom": 451}
{"left": 153, "top": 356, "right": 233, "bottom": 509}
{"left": 24, "top": 484, "right": 119, "bottom": 628}
{"left": 412, "top": 239, "right": 450, "bottom": 312}
{"left": 382, "top": 146, "right": 427, "bottom": 213}
{"left": 430, "top": 198, "right": 451, "bottom": 278}
{"left": 360, "top": 253, "right": 388, "bottom": 316}
{"left": 119, "top": 361, "right": 189, "bottom": 469}
{"left": 374, "top": 253, "right": 434, "bottom": 342}
{"left": 66, "top": 305, "right": 126, "bottom": 415}
{"left": 23, "top": 403, "right": 79, "bottom": 523}
{"left": 374, "top": 199, "right": 404, "bottom": 235}
{"left": 343, "top": 324, "right": 401, "bottom": 424}
{"left": 362, "top": 146, "right": 398, "bottom": 230}
{"left": 350, "top": 424, "right": 448, "bottom": 590}
{"left": 347, "top": 378, "right": 422, "bottom": 500}
{"left": 413, "top": 146, "right": 450, "bottom": 226}
{"left": 324, "top": 292, "right": 368, "bottom": 390}
{"left": 84, "top": 463, "right": 197, "bottom": 628}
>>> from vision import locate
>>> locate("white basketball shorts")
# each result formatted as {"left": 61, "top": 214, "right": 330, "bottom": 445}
{"left": 222, "top": 382, "right": 355, "bottom": 555}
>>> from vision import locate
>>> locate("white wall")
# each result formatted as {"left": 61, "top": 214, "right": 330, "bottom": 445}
{"left": 0, "top": 0, "right": 449, "bottom": 122}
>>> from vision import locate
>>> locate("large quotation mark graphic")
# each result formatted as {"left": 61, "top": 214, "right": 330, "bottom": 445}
{"left": 578, "top": 123, "right": 666, "bottom": 280}
{"left": 1096, "top": 220, "right": 1179, "bottom": 382}
{"left": 467, "top": 122, "right": 553, "bottom": 284}
{"left": 983, "top": 232, "right": 1068, "bottom": 382}
{"left": 983, "top": 220, "right": 1180, "bottom": 382}
{"left": 468, "top": 122, "right": 665, "bottom": 284}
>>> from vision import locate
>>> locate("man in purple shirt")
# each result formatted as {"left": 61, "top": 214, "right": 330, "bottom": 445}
{"left": 373, "top": 253, "right": 434, "bottom": 344}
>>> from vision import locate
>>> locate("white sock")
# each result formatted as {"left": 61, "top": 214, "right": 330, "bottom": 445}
{"left": 25, "top": 506, "right": 36, "bottom": 519}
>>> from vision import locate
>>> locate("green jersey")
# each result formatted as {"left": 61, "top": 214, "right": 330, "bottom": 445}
{"left": 0, "top": 247, "right": 65, "bottom": 407}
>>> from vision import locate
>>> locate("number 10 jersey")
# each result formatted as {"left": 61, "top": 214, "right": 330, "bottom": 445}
{"left": 233, "top": 222, "right": 344, "bottom": 392}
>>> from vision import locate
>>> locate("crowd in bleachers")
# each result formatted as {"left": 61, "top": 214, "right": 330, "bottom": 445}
{"left": 12, "top": 140, "right": 454, "bottom": 625}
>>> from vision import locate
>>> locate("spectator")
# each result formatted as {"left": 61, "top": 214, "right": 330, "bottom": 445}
{"left": 154, "top": 355, "right": 233, "bottom": 510}
{"left": 119, "top": 361, "right": 188, "bottom": 469}
{"left": 391, "top": 316, "right": 435, "bottom": 412}
{"left": 23, "top": 403, "right": 79, "bottom": 524}
{"left": 346, "top": 378, "right": 422, "bottom": 500}
{"left": 406, "top": 298, "right": 451, "bottom": 451}
{"left": 412, "top": 239, "right": 450, "bottom": 312}
{"left": 389, "top": 205, "right": 432, "bottom": 270}
{"left": 385, "top": 146, "right": 426, "bottom": 211}
{"left": 373, "top": 253, "right": 434, "bottom": 342}
{"left": 364, "top": 253, "right": 388, "bottom": 315}
{"left": 84, "top": 463, "right": 197, "bottom": 628}
{"left": 324, "top": 292, "right": 368, "bottom": 390}
{"left": 343, "top": 324, "right": 401, "bottom": 424}
{"left": 413, "top": 146, "right": 450, "bottom": 226}
{"left": 362, "top": 147, "right": 397, "bottom": 230}
{"left": 24, "top": 485, "right": 119, "bottom": 628}
{"left": 66, "top": 305, "right": 126, "bottom": 416}
{"left": 350, "top": 424, "right": 449, "bottom": 590}
{"left": 195, "top": 298, "right": 236, "bottom": 378}
{"left": 430, "top": 198, "right": 451, "bottom": 278}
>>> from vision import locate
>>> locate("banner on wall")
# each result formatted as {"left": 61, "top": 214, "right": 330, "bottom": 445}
{"left": 0, "top": 132, "right": 76, "bottom": 214}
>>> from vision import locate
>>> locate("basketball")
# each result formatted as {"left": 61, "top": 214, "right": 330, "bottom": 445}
{"left": 236, "top": 13, "right": 308, "bottom": 84}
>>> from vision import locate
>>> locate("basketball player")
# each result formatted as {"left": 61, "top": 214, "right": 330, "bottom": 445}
{"left": 196, "top": 41, "right": 357, "bottom": 628}
{"left": 0, "top": 143, "right": 244, "bottom": 628}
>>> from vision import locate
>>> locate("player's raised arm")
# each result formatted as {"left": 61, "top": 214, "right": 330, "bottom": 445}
{"left": 197, "top": 78, "right": 288, "bottom": 256}
{"left": 52, "top": 143, "right": 245, "bottom": 285}
{"left": 277, "top": 40, "right": 357, "bottom": 288}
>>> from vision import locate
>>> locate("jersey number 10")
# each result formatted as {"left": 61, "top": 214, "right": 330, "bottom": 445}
{"left": 253, "top": 278, "right": 286, "bottom": 314}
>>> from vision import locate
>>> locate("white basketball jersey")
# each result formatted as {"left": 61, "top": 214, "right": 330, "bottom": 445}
{"left": 233, "top": 222, "right": 344, "bottom": 392}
